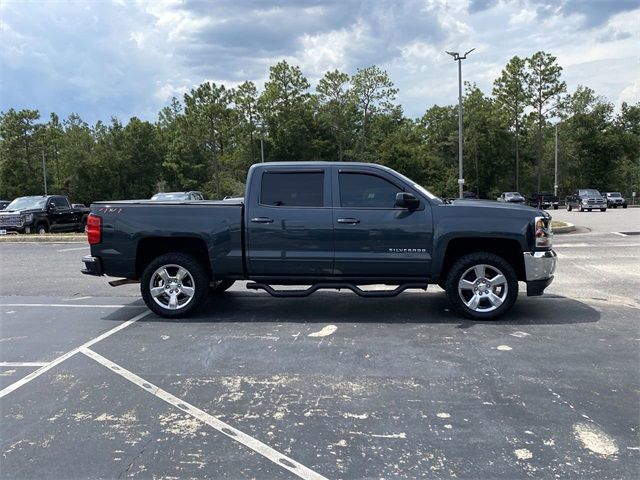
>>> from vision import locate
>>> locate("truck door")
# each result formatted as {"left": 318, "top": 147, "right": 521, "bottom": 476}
{"left": 48, "top": 197, "right": 73, "bottom": 232}
{"left": 246, "top": 168, "right": 333, "bottom": 276}
{"left": 332, "top": 168, "right": 432, "bottom": 277}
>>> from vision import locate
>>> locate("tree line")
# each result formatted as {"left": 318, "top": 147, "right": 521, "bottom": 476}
{"left": 1, "top": 51, "right": 638, "bottom": 205}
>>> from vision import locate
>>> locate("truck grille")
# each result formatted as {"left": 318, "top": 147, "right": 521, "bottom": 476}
{"left": 587, "top": 199, "right": 604, "bottom": 205}
{"left": 0, "top": 214, "right": 22, "bottom": 227}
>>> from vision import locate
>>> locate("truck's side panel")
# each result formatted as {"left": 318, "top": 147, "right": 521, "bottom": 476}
{"left": 90, "top": 202, "right": 244, "bottom": 279}
{"left": 244, "top": 167, "right": 334, "bottom": 276}
{"left": 331, "top": 166, "right": 434, "bottom": 277}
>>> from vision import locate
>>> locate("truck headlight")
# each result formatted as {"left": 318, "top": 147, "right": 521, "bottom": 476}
{"left": 535, "top": 216, "right": 552, "bottom": 248}
{"left": 21, "top": 213, "right": 34, "bottom": 224}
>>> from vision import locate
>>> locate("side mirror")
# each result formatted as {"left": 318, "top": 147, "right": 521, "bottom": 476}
{"left": 48, "top": 203, "right": 56, "bottom": 212}
{"left": 395, "top": 192, "right": 420, "bottom": 210}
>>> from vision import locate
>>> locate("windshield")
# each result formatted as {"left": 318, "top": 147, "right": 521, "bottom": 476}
{"left": 5, "top": 197, "right": 47, "bottom": 211}
{"left": 609, "top": 192, "right": 621, "bottom": 197}
{"left": 506, "top": 192, "right": 522, "bottom": 197}
{"left": 579, "top": 189, "right": 601, "bottom": 196}
{"left": 151, "top": 193, "right": 190, "bottom": 201}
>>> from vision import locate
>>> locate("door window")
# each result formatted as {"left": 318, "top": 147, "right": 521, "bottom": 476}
{"left": 261, "top": 172, "right": 324, "bottom": 207}
{"left": 339, "top": 173, "right": 401, "bottom": 208}
{"left": 50, "top": 197, "right": 70, "bottom": 209}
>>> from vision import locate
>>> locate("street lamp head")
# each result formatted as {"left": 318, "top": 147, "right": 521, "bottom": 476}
{"left": 464, "top": 47, "right": 476, "bottom": 57}
{"left": 445, "top": 51, "right": 459, "bottom": 59}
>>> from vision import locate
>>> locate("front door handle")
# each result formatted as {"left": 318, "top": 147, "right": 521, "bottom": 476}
{"left": 337, "top": 218, "right": 360, "bottom": 224}
{"left": 251, "top": 217, "right": 274, "bottom": 224}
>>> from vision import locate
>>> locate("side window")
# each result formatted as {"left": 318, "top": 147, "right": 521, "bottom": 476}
{"left": 339, "top": 173, "right": 402, "bottom": 208}
{"left": 261, "top": 172, "right": 324, "bottom": 207}
{"left": 51, "top": 197, "right": 70, "bottom": 208}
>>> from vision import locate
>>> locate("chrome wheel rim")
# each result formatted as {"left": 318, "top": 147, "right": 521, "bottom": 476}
{"left": 458, "top": 264, "right": 508, "bottom": 313}
{"left": 149, "top": 264, "right": 195, "bottom": 310}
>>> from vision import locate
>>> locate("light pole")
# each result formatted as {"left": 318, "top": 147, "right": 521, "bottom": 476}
{"left": 554, "top": 123, "right": 558, "bottom": 197}
{"left": 446, "top": 48, "right": 475, "bottom": 199}
{"left": 41, "top": 149, "right": 48, "bottom": 196}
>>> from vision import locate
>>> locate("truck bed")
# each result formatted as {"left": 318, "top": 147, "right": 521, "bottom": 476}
{"left": 89, "top": 200, "right": 245, "bottom": 279}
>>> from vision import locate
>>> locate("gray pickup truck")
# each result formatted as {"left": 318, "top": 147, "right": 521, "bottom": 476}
{"left": 82, "top": 162, "right": 556, "bottom": 320}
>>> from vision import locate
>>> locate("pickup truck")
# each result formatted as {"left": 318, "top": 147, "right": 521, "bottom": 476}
{"left": 566, "top": 189, "right": 607, "bottom": 212}
{"left": 0, "top": 195, "right": 90, "bottom": 234}
{"left": 81, "top": 162, "right": 557, "bottom": 320}
{"left": 528, "top": 192, "right": 559, "bottom": 209}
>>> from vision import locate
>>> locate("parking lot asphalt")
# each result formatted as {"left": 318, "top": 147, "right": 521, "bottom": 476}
{"left": 1, "top": 208, "right": 639, "bottom": 479}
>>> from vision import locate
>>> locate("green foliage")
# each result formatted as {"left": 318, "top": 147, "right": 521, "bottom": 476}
{"left": 0, "top": 53, "right": 637, "bottom": 205}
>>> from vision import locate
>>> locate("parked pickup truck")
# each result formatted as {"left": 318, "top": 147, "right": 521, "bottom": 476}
{"left": 566, "top": 189, "right": 607, "bottom": 212}
{"left": 528, "top": 192, "right": 559, "bottom": 209}
{"left": 0, "top": 195, "right": 90, "bottom": 234}
{"left": 82, "top": 162, "right": 557, "bottom": 320}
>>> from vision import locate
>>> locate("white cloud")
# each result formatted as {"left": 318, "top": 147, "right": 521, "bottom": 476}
{"left": 1, "top": 0, "right": 638, "bottom": 124}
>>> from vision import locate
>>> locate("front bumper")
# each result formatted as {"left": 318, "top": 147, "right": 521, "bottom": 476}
{"left": 81, "top": 255, "right": 104, "bottom": 276}
{"left": 523, "top": 250, "right": 557, "bottom": 296}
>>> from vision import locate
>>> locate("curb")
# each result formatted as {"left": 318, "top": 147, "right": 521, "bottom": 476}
{"left": 0, "top": 235, "right": 87, "bottom": 243}
{"left": 552, "top": 222, "right": 576, "bottom": 234}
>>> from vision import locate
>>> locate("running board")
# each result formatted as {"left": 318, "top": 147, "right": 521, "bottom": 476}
{"left": 246, "top": 282, "right": 427, "bottom": 298}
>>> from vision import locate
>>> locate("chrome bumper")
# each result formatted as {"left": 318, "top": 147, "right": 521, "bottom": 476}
{"left": 523, "top": 250, "right": 557, "bottom": 281}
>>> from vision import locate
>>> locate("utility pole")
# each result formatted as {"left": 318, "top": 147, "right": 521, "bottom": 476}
{"left": 446, "top": 48, "right": 475, "bottom": 199}
{"left": 554, "top": 124, "right": 558, "bottom": 197}
{"left": 260, "top": 137, "right": 264, "bottom": 163}
{"left": 41, "top": 150, "right": 48, "bottom": 196}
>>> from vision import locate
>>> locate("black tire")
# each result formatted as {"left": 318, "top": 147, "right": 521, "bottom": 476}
{"left": 445, "top": 252, "right": 519, "bottom": 320}
{"left": 36, "top": 223, "right": 48, "bottom": 234}
{"left": 579, "top": 205, "right": 584, "bottom": 212}
{"left": 78, "top": 218, "right": 87, "bottom": 233}
{"left": 210, "top": 279, "right": 235, "bottom": 294}
{"left": 623, "top": 204, "right": 627, "bottom": 209}
{"left": 140, "top": 252, "right": 209, "bottom": 318}
{"left": 612, "top": 205, "right": 617, "bottom": 209}
{"left": 567, "top": 204, "right": 572, "bottom": 211}
{"left": 553, "top": 205, "right": 558, "bottom": 210}
{"left": 600, "top": 208, "right": 606, "bottom": 212}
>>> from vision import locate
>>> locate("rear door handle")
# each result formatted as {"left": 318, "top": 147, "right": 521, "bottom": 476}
{"left": 251, "top": 217, "right": 274, "bottom": 224}
{"left": 337, "top": 218, "right": 360, "bottom": 224}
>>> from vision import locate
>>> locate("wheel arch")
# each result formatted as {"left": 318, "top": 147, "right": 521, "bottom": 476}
{"left": 135, "top": 236, "right": 212, "bottom": 280}
{"left": 439, "top": 237, "right": 526, "bottom": 284}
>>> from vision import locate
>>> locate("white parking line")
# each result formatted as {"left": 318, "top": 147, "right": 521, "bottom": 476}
{"left": 80, "top": 347, "right": 327, "bottom": 480}
{"left": 554, "top": 243, "right": 639, "bottom": 248}
{"left": 0, "top": 362, "right": 48, "bottom": 367}
{"left": 0, "top": 310, "right": 150, "bottom": 399}
{"left": 612, "top": 232, "right": 628, "bottom": 237}
{"left": 0, "top": 304, "right": 139, "bottom": 308}
{"left": 57, "top": 246, "right": 89, "bottom": 252}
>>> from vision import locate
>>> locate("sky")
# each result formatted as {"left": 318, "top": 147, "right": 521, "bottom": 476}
{"left": 1, "top": 0, "right": 639, "bottom": 125}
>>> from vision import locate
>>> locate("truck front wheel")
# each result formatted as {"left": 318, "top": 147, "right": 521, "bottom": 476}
{"left": 140, "top": 253, "right": 209, "bottom": 318}
{"left": 445, "top": 252, "right": 518, "bottom": 320}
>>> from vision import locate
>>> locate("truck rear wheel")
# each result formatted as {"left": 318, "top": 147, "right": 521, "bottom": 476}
{"left": 140, "top": 253, "right": 208, "bottom": 318}
{"left": 445, "top": 252, "right": 518, "bottom": 320}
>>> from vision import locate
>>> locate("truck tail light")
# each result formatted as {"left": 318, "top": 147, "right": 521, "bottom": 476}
{"left": 534, "top": 216, "right": 552, "bottom": 248}
{"left": 87, "top": 214, "right": 101, "bottom": 245}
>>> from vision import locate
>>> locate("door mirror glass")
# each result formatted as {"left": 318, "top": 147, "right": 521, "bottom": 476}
{"left": 48, "top": 203, "right": 57, "bottom": 211}
{"left": 395, "top": 192, "right": 420, "bottom": 209}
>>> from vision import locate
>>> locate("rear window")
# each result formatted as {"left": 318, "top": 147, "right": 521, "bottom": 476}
{"left": 260, "top": 172, "right": 324, "bottom": 207}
